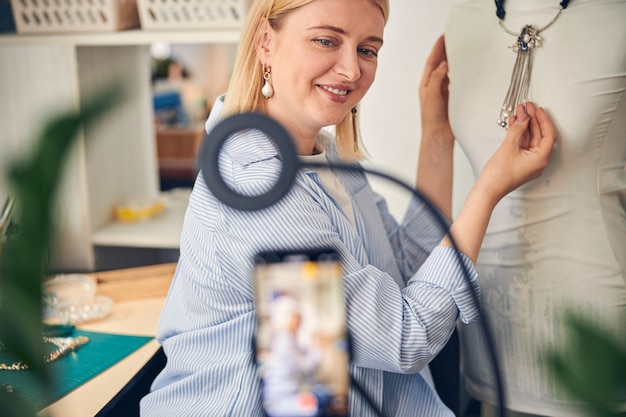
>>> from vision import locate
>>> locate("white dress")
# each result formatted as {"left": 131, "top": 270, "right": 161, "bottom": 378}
{"left": 445, "top": 0, "right": 626, "bottom": 415}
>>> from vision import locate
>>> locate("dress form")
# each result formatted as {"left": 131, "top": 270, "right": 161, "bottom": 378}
{"left": 445, "top": 0, "right": 626, "bottom": 415}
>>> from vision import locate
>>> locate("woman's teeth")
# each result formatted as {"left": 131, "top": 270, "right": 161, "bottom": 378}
{"left": 321, "top": 86, "right": 348, "bottom": 96}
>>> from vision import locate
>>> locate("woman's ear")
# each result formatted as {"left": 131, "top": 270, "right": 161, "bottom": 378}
{"left": 255, "top": 18, "right": 273, "bottom": 66}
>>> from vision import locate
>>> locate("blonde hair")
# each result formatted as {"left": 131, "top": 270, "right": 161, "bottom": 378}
{"left": 223, "top": 0, "right": 389, "bottom": 161}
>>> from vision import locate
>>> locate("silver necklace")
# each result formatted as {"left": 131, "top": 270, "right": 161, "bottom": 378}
{"left": 0, "top": 335, "right": 89, "bottom": 371}
{"left": 496, "top": 4, "right": 566, "bottom": 128}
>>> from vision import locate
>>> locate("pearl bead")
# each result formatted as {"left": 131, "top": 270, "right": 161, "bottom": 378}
{"left": 261, "top": 80, "right": 273, "bottom": 99}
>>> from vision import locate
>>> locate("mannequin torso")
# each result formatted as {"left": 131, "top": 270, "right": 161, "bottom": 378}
{"left": 445, "top": 0, "right": 626, "bottom": 415}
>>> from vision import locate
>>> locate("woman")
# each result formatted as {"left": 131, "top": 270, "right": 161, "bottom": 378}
{"left": 140, "top": 0, "right": 556, "bottom": 416}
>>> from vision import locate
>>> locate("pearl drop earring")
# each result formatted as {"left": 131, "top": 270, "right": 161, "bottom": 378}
{"left": 261, "top": 65, "right": 274, "bottom": 99}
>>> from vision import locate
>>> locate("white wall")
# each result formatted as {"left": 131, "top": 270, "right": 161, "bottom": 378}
{"left": 360, "top": 1, "right": 472, "bottom": 220}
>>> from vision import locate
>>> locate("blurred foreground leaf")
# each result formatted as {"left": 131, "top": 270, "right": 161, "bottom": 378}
{"left": 0, "top": 85, "right": 122, "bottom": 417}
{"left": 545, "top": 312, "right": 626, "bottom": 417}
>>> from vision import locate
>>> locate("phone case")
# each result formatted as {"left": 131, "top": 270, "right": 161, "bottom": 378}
{"left": 254, "top": 248, "right": 350, "bottom": 417}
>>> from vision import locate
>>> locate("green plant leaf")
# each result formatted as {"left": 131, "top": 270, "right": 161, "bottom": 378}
{"left": 0, "top": 84, "right": 122, "bottom": 417}
{"left": 545, "top": 312, "right": 626, "bottom": 417}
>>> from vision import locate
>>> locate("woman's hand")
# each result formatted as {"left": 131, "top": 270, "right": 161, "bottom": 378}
{"left": 419, "top": 34, "right": 453, "bottom": 141}
{"left": 417, "top": 35, "right": 455, "bottom": 219}
{"left": 443, "top": 102, "right": 556, "bottom": 262}
{"left": 478, "top": 102, "right": 557, "bottom": 203}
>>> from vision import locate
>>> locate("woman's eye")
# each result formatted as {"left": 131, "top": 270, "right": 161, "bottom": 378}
{"left": 315, "top": 39, "right": 334, "bottom": 47}
{"left": 358, "top": 48, "right": 378, "bottom": 57}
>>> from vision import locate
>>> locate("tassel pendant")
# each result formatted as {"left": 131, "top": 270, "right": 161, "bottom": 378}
{"left": 497, "top": 25, "right": 541, "bottom": 129}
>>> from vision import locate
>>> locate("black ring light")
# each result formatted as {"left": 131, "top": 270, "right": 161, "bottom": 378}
{"left": 199, "top": 112, "right": 299, "bottom": 211}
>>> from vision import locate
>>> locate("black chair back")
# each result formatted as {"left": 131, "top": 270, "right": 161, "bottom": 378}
{"left": 95, "top": 347, "right": 166, "bottom": 417}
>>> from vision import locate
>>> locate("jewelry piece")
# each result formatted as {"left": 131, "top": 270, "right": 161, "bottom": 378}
{"left": 495, "top": 0, "right": 570, "bottom": 128}
{"left": 261, "top": 65, "right": 274, "bottom": 99}
{"left": 351, "top": 107, "right": 359, "bottom": 153}
{"left": 0, "top": 335, "right": 89, "bottom": 371}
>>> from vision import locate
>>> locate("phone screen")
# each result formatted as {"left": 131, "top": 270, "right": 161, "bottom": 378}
{"left": 254, "top": 248, "right": 350, "bottom": 417}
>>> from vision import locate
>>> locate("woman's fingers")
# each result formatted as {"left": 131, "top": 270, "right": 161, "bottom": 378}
{"left": 506, "top": 104, "right": 530, "bottom": 148}
{"left": 511, "top": 103, "right": 556, "bottom": 179}
{"left": 419, "top": 34, "right": 453, "bottom": 136}
{"left": 508, "top": 102, "right": 556, "bottom": 153}
{"left": 419, "top": 38, "right": 449, "bottom": 112}
{"left": 420, "top": 35, "right": 447, "bottom": 91}
{"left": 534, "top": 106, "right": 557, "bottom": 155}
{"left": 526, "top": 102, "right": 542, "bottom": 149}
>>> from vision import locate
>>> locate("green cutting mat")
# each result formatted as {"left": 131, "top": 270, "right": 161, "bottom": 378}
{"left": 0, "top": 330, "right": 153, "bottom": 411}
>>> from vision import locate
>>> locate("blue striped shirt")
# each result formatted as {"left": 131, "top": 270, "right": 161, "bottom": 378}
{"left": 140, "top": 97, "right": 480, "bottom": 417}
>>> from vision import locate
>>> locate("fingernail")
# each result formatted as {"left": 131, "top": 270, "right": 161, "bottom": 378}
{"left": 438, "top": 61, "right": 448, "bottom": 70}
{"left": 517, "top": 111, "right": 528, "bottom": 122}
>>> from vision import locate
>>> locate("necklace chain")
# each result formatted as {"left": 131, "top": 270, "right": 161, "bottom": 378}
{"left": 0, "top": 336, "right": 89, "bottom": 371}
{"left": 498, "top": 7, "right": 563, "bottom": 37}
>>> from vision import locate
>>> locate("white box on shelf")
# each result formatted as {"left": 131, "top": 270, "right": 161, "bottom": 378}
{"left": 10, "top": 0, "right": 140, "bottom": 34}
{"left": 137, "top": 0, "right": 248, "bottom": 30}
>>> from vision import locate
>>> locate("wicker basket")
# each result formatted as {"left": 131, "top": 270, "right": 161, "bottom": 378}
{"left": 10, "top": 0, "right": 140, "bottom": 34}
{"left": 137, "top": 0, "right": 248, "bottom": 30}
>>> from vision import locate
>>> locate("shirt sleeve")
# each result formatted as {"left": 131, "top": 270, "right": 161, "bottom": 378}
{"left": 341, "top": 245, "right": 479, "bottom": 374}
{"left": 371, "top": 189, "right": 454, "bottom": 286}
{"left": 199, "top": 165, "right": 479, "bottom": 375}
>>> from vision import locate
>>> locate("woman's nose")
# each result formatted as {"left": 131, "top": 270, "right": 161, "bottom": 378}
{"left": 335, "top": 49, "right": 361, "bottom": 81}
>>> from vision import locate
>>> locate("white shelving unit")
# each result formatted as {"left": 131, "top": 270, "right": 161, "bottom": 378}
{"left": 0, "top": 29, "right": 241, "bottom": 47}
{"left": 91, "top": 188, "right": 191, "bottom": 249}
{"left": 0, "top": 29, "right": 240, "bottom": 271}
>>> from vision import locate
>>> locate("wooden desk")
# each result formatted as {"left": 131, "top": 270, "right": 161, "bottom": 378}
{"left": 38, "top": 263, "right": 176, "bottom": 417}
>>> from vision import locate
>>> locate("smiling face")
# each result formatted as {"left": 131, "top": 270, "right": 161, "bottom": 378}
{"left": 256, "top": 0, "right": 385, "bottom": 153}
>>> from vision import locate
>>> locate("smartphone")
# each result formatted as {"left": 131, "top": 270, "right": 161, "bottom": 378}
{"left": 254, "top": 248, "right": 350, "bottom": 417}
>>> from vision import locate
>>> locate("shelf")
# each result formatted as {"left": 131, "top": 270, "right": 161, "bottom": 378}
{"left": 92, "top": 189, "right": 191, "bottom": 249}
{"left": 0, "top": 25, "right": 233, "bottom": 270}
{"left": 0, "top": 28, "right": 241, "bottom": 46}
